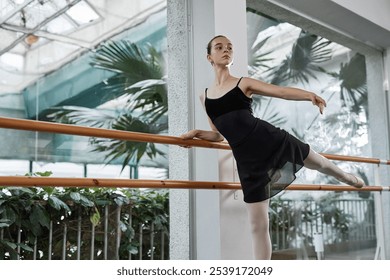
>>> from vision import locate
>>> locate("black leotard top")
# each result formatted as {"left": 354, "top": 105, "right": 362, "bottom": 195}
{"left": 204, "top": 78, "right": 256, "bottom": 146}
{"left": 204, "top": 77, "right": 309, "bottom": 203}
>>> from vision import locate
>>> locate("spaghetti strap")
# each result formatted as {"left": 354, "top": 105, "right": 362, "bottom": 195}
{"left": 236, "top": 77, "right": 243, "bottom": 87}
{"left": 205, "top": 88, "right": 208, "bottom": 97}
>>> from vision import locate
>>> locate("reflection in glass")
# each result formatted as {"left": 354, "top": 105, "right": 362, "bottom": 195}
{"left": 247, "top": 9, "right": 373, "bottom": 260}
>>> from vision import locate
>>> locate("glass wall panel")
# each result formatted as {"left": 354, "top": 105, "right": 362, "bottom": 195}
{"left": 247, "top": 9, "right": 374, "bottom": 260}
{"left": 0, "top": 0, "right": 168, "bottom": 179}
{"left": 0, "top": 1, "right": 168, "bottom": 260}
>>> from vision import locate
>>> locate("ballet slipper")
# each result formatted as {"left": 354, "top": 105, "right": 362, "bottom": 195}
{"left": 338, "top": 173, "right": 365, "bottom": 188}
{"left": 348, "top": 173, "right": 365, "bottom": 188}
{"left": 350, "top": 174, "right": 365, "bottom": 189}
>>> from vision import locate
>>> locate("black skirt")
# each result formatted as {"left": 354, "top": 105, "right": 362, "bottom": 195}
{"left": 231, "top": 118, "right": 310, "bottom": 203}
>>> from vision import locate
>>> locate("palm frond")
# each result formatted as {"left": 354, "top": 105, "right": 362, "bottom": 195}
{"left": 338, "top": 53, "right": 367, "bottom": 111}
{"left": 248, "top": 36, "right": 275, "bottom": 79}
{"left": 268, "top": 31, "right": 332, "bottom": 85}
{"left": 47, "top": 106, "right": 118, "bottom": 128}
{"left": 93, "top": 41, "right": 168, "bottom": 121}
{"left": 90, "top": 114, "right": 166, "bottom": 170}
{"left": 91, "top": 41, "right": 165, "bottom": 86}
{"left": 125, "top": 80, "right": 167, "bottom": 110}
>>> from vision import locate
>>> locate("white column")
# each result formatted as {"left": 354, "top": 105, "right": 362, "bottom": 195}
{"left": 167, "top": 0, "right": 191, "bottom": 260}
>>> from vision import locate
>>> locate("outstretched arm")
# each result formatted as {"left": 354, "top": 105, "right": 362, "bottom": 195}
{"left": 242, "top": 77, "right": 327, "bottom": 114}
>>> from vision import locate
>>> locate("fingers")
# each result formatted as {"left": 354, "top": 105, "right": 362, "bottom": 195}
{"left": 179, "top": 137, "right": 192, "bottom": 148}
{"left": 180, "top": 129, "right": 198, "bottom": 140}
{"left": 314, "top": 95, "right": 326, "bottom": 114}
{"left": 319, "top": 96, "right": 327, "bottom": 108}
{"left": 179, "top": 144, "right": 191, "bottom": 148}
{"left": 179, "top": 136, "right": 192, "bottom": 148}
{"left": 179, "top": 130, "right": 197, "bottom": 148}
{"left": 179, "top": 133, "right": 192, "bottom": 140}
{"left": 319, "top": 103, "right": 325, "bottom": 114}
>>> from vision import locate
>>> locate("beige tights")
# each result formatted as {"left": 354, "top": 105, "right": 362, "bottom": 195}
{"left": 303, "top": 149, "right": 364, "bottom": 187}
{"left": 246, "top": 199, "right": 272, "bottom": 260}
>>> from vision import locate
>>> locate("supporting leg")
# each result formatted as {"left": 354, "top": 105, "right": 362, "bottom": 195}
{"left": 246, "top": 199, "right": 272, "bottom": 260}
{"left": 303, "top": 149, "right": 364, "bottom": 188}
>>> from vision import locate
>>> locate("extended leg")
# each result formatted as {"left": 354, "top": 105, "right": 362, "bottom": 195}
{"left": 246, "top": 199, "right": 272, "bottom": 260}
{"left": 303, "top": 149, "right": 364, "bottom": 187}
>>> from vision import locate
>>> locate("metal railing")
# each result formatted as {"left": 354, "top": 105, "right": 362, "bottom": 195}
{"left": 0, "top": 204, "right": 168, "bottom": 260}
{"left": 270, "top": 198, "right": 376, "bottom": 251}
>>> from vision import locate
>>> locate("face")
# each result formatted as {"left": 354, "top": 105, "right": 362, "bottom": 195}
{"left": 207, "top": 36, "right": 233, "bottom": 67}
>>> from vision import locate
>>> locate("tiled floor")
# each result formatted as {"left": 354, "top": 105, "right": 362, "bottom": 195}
{"left": 272, "top": 246, "right": 378, "bottom": 260}
{"left": 325, "top": 247, "right": 377, "bottom": 260}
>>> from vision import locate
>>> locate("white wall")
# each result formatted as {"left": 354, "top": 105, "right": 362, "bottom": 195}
{"left": 331, "top": 0, "right": 390, "bottom": 31}
{"left": 213, "top": 0, "right": 254, "bottom": 260}
{"left": 190, "top": 0, "right": 222, "bottom": 260}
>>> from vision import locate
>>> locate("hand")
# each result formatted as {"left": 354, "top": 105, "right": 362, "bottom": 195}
{"left": 311, "top": 94, "right": 326, "bottom": 114}
{"left": 179, "top": 129, "right": 199, "bottom": 148}
{"left": 180, "top": 129, "right": 199, "bottom": 140}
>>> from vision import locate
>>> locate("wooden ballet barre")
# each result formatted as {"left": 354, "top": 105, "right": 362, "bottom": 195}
{"left": 0, "top": 116, "right": 389, "bottom": 165}
{"left": 320, "top": 153, "right": 390, "bottom": 165}
{"left": 0, "top": 116, "right": 230, "bottom": 150}
{"left": 0, "top": 176, "right": 387, "bottom": 192}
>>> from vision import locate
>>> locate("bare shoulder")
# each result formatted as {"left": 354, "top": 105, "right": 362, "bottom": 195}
{"left": 240, "top": 76, "right": 264, "bottom": 87}
{"left": 240, "top": 77, "right": 275, "bottom": 95}
{"left": 238, "top": 77, "right": 259, "bottom": 97}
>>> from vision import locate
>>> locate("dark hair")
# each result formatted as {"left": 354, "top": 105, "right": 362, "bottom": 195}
{"left": 206, "top": 35, "right": 227, "bottom": 54}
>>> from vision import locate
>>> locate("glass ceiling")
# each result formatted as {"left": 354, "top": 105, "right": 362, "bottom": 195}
{"left": 0, "top": 0, "right": 166, "bottom": 94}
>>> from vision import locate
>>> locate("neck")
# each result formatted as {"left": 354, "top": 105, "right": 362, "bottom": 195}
{"left": 213, "top": 66, "right": 231, "bottom": 86}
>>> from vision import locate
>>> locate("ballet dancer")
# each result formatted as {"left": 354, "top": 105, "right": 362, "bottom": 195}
{"left": 180, "top": 35, "right": 365, "bottom": 260}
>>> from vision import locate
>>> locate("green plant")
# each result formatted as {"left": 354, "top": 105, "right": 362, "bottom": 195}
{"left": 0, "top": 173, "right": 169, "bottom": 260}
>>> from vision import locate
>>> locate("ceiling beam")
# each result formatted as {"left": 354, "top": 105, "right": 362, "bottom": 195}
{"left": 1, "top": 23, "right": 92, "bottom": 49}
{"left": 0, "top": 0, "right": 82, "bottom": 56}
{"left": 0, "top": 0, "right": 35, "bottom": 25}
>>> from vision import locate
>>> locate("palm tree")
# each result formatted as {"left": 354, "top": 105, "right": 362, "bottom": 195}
{"left": 48, "top": 40, "right": 168, "bottom": 171}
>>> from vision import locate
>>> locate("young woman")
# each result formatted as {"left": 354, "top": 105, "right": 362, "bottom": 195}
{"left": 180, "top": 35, "right": 365, "bottom": 260}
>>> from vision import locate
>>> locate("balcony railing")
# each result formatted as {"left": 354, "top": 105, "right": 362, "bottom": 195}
{"left": 270, "top": 198, "right": 376, "bottom": 258}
